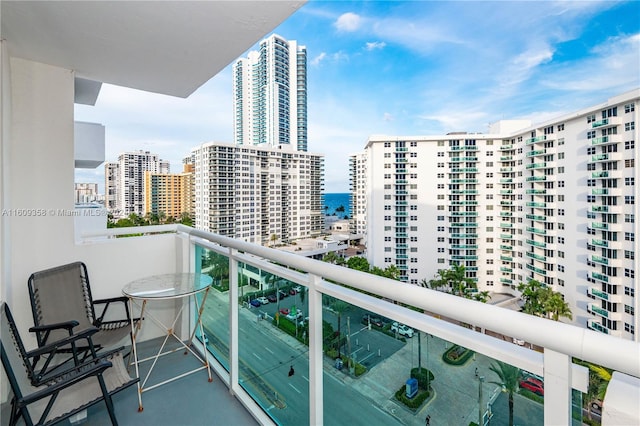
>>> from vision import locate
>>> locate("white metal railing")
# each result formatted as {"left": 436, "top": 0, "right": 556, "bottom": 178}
{"left": 83, "top": 224, "right": 640, "bottom": 424}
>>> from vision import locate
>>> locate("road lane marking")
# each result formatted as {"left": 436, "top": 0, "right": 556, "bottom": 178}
{"left": 253, "top": 352, "right": 262, "bottom": 360}
{"left": 264, "top": 347, "right": 274, "bottom": 354}
{"left": 302, "top": 375, "right": 309, "bottom": 382}
{"left": 289, "top": 383, "right": 301, "bottom": 394}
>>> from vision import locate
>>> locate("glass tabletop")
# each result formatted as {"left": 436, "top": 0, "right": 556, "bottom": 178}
{"left": 122, "top": 273, "right": 213, "bottom": 299}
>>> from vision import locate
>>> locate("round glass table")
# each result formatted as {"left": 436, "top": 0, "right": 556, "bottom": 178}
{"left": 122, "top": 273, "right": 213, "bottom": 411}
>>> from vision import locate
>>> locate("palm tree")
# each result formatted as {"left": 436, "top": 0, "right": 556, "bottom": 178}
{"left": 517, "top": 279, "right": 547, "bottom": 316}
{"left": 544, "top": 292, "right": 573, "bottom": 321}
{"left": 489, "top": 361, "right": 521, "bottom": 426}
{"left": 270, "top": 233, "right": 278, "bottom": 247}
{"left": 329, "top": 298, "right": 349, "bottom": 358}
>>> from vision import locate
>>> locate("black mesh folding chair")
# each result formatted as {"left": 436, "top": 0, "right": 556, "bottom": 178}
{"left": 1, "top": 302, "right": 137, "bottom": 426}
{"left": 28, "top": 262, "right": 137, "bottom": 367}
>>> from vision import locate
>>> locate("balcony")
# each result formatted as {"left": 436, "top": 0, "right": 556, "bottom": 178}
{"left": 3, "top": 2, "right": 640, "bottom": 423}
{"left": 525, "top": 135, "right": 547, "bottom": 144}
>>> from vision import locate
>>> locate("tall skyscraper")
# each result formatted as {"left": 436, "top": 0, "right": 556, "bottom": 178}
{"left": 233, "top": 34, "right": 307, "bottom": 152}
{"left": 105, "top": 150, "right": 169, "bottom": 217}
{"left": 190, "top": 142, "right": 323, "bottom": 245}
{"left": 351, "top": 90, "right": 639, "bottom": 341}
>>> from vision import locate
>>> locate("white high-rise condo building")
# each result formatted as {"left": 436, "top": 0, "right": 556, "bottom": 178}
{"left": 233, "top": 34, "right": 307, "bottom": 152}
{"left": 190, "top": 142, "right": 323, "bottom": 245}
{"left": 105, "top": 150, "right": 170, "bottom": 217}
{"left": 351, "top": 90, "right": 640, "bottom": 341}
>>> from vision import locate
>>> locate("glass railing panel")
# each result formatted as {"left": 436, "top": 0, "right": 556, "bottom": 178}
{"left": 320, "top": 288, "right": 547, "bottom": 425}
{"left": 196, "top": 245, "right": 231, "bottom": 370}
{"left": 238, "top": 266, "right": 310, "bottom": 424}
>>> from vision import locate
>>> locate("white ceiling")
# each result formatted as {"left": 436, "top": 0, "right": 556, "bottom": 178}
{"left": 1, "top": 1, "right": 305, "bottom": 98}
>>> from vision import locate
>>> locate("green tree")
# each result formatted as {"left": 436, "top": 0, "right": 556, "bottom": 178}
{"left": 517, "top": 279, "right": 547, "bottom": 316}
{"left": 346, "top": 256, "right": 370, "bottom": 272}
{"left": 323, "top": 252, "right": 340, "bottom": 264}
{"left": 517, "top": 279, "right": 572, "bottom": 321}
{"left": 270, "top": 234, "right": 278, "bottom": 247}
{"left": 179, "top": 212, "right": 193, "bottom": 227}
{"left": 328, "top": 298, "right": 349, "bottom": 358}
{"left": 426, "top": 263, "right": 477, "bottom": 297}
{"left": 489, "top": 361, "right": 521, "bottom": 426}
{"left": 544, "top": 291, "right": 572, "bottom": 321}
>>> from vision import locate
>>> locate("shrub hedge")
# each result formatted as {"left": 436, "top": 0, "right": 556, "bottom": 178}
{"left": 442, "top": 345, "right": 474, "bottom": 365}
{"left": 394, "top": 384, "right": 431, "bottom": 410}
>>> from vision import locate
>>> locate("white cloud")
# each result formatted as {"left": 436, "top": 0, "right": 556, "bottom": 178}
{"left": 334, "top": 12, "right": 362, "bottom": 32}
{"left": 365, "top": 41, "right": 386, "bottom": 51}
{"left": 383, "top": 112, "right": 394, "bottom": 122}
{"left": 311, "top": 52, "right": 327, "bottom": 66}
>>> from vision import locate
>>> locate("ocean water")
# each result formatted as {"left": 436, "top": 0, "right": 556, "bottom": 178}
{"left": 324, "top": 193, "right": 350, "bottom": 218}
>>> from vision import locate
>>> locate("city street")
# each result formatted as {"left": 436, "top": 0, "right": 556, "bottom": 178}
{"left": 200, "top": 288, "right": 546, "bottom": 425}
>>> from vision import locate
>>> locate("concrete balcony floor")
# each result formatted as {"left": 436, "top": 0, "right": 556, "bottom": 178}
{"left": 1, "top": 337, "right": 257, "bottom": 426}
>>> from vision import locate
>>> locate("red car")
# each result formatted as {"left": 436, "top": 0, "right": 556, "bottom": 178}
{"left": 520, "top": 378, "right": 544, "bottom": 396}
{"left": 279, "top": 308, "right": 290, "bottom": 315}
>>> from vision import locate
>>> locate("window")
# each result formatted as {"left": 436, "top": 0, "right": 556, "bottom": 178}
{"left": 437, "top": 163, "right": 445, "bottom": 168}
{"left": 625, "top": 103, "right": 635, "bottom": 113}
{"left": 558, "top": 138, "right": 564, "bottom": 145}
{"left": 437, "top": 226, "right": 445, "bottom": 232}
{"left": 587, "top": 130, "right": 596, "bottom": 139}
{"left": 558, "top": 236, "right": 565, "bottom": 244}
{"left": 625, "top": 140, "right": 635, "bottom": 150}
{"left": 625, "top": 159, "right": 635, "bottom": 168}
{"left": 486, "top": 162, "right": 493, "bottom": 167}
{"left": 624, "top": 269, "right": 635, "bottom": 278}
{"left": 437, "top": 183, "right": 445, "bottom": 189}
{"left": 384, "top": 215, "right": 391, "bottom": 221}
{"left": 624, "top": 250, "right": 634, "bottom": 260}
{"left": 625, "top": 305, "right": 635, "bottom": 315}
{"left": 384, "top": 142, "right": 391, "bottom": 148}
{"left": 558, "top": 251, "right": 564, "bottom": 258}
{"left": 486, "top": 173, "right": 493, "bottom": 178}
{"left": 437, "top": 141, "right": 445, "bottom": 146}
{"left": 625, "top": 232, "right": 634, "bottom": 241}
{"left": 437, "top": 237, "right": 445, "bottom": 242}
{"left": 558, "top": 195, "right": 564, "bottom": 202}
{"left": 557, "top": 124, "right": 565, "bottom": 131}
{"left": 437, "top": 248, "right": 445, "bottom": 253}
{"left": 625, "top": 214, "right": 635, "bottom": 223}
{"left": 438, "top": 258, "right": 445, "bottom": 264}
{"left": 558, "top": 265, "right": 565, "bottom": 272}
{"left": 558, "top": 181, "right": 565, "bottom": 188}
{"left": 558, "top": 166, "right": 564, "bottom": 174}
{"left": 625, "top": 323, "right": 635, "bottom": 335}
{"left": 437, "top": 173, "right": 444, "bottom": 178}
{"left": 558, "top": 209, "right": 565, "bottom": 216}
{"left": 625, "top": 122, "right": 635, "bottom": 131}
{"left": 487, "top": 152, "right": 493, "bottom": 157}
{"left": 624, "top": 286, "right": 635, "bottom": 297}
{"left": 558, "top": 152, "right": 564, "bottom": 160}
{"left": 558, "top": 279, "right": 564, "bottom": 287}
{"left": 587, "top": 114, "right": 596, "bottom": 123}
{"left": 558, "top": 223, "right": 565, "bottom": 230}
{"left": 625, "top": 196, "right": 635, "bottom": 205}
{"left": 437, "top": 152, "right": 444, "bottom": 157}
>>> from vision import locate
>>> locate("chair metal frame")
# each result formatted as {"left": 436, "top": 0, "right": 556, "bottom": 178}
{"left": 1, "top": 302, "right": 137, "bottom": 426}
{"left": 28, "top": 261, "right": 138, "bottom": 368}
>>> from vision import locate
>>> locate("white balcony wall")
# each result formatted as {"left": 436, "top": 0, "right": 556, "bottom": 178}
{"left": 1, "top": 56, "right": 186, "bottom": 350}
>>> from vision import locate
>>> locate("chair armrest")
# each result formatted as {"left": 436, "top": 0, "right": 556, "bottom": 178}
{"left": 19, "top": 360, "right": 113, "bottom": 406}
{"left": 26, "top": 326, "right": 100, "bottom": 358}
{"left": 92, "top": 296, "right": 132, "bottom": 326}
{"left": 29, "top": 320, "right": 79, "bottom": 333}
{"left": 93, "top": 296, "right": 129, "bottom": 305}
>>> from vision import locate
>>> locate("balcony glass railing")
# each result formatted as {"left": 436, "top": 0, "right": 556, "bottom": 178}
{"left": 526, "top": 176, "right": 546, "bottom": 182}
{"left": 588, "top": 304, "right": 609, "bottom": 318}
{"left": 91, "top": 225, "right": 640, "bottom": 426}
{"left": 588, "top": 287, "right": 609, "bottom": 301}
{"left": 525, "top": 135, "right": 547, "bottom": 144}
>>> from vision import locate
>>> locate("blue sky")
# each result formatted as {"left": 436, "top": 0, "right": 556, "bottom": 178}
{"left": 75, "top": 0, "right": 640, "bottom": 193}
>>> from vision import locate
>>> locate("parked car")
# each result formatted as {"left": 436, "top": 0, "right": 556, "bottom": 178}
{"left": 286, "top": 311, "right": 303, "bottom": 321}
{"left": 279, "top": 308, "right": 290, "bottom": 315}
{"left": 512, "top": 337, "right": 525, "bottom": 346}
{"left": 289, "top": 288, "right": 297, "bottom": 295}
{"left": 257, "top": 296, "right": 269, "bottom": 305}
{"left": 267, "top": 294, "right": 278, "bottom": 303}
{"left": 278, "top": 290, "right": 288, "bottom": 299}
{"left": 391, "top": 322, "right": 414, "bottom": 338}
{"left": 361, "top": 314, "right": 384, "bottom": 328}
{"left": 249, "top": 299, "right": 261, "bottom": 307}
{"left": 519, "top": 377, "right": 544, "bottom": 396}
{"left": 293, "top": 286, "right": 302, "bottom": 293}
